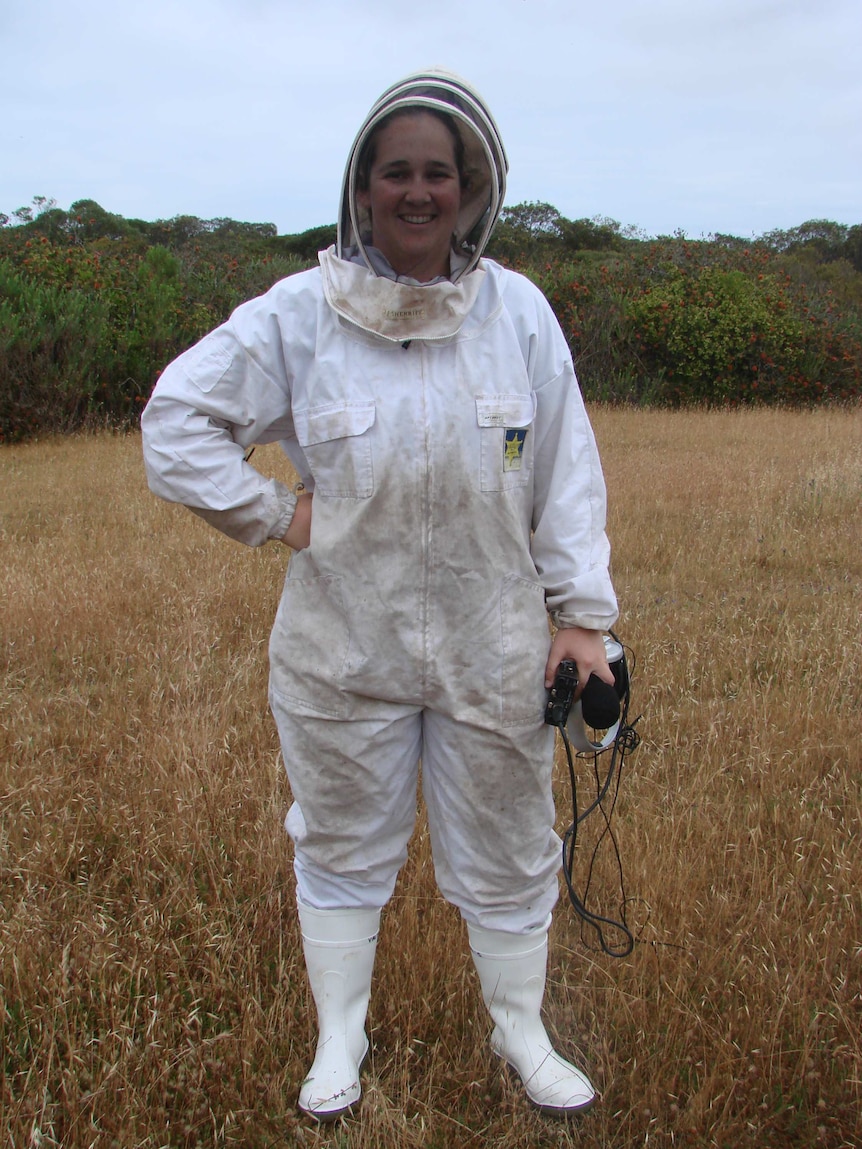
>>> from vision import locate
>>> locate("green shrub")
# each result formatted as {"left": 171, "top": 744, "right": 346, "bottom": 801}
{"left": 0, "top": 260, "right": 111, "bottom": 440}
{"left": 531, "top": 240, "right": 862, "bottom": 406}
{"left": 0, "top": 230, "right": 308, "bottom": 438}
{"left": 628, "top": 266, "right": 806, "bottom": 403}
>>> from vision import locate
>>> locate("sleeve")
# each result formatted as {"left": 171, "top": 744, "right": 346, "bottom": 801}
{"left": 521, "top": 284, "right": 619, "bottom": 631}
{"left": 141, "top": 291, "right": 304, "bottom": 547}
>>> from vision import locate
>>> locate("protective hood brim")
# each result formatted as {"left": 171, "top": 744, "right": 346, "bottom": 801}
{"left": 337, "top": 69, "right": 508, "bottom": 282}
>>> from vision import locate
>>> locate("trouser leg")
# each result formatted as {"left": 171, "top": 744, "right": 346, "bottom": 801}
{"left": 270, "top": 696, "right": 421, "bottom": 1116}
{"left": 270, "top": 694, "right": 422, "bottom": 908}
{"left": 419, "top": 712, "right": 593, "bottom": 1113}
{"left": 420, "top": 709, "right": 560, "bottom": 931}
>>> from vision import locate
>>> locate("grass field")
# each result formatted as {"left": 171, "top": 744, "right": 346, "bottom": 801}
{"left": 1, "top": 408, "right": 860, "bottom": 1148}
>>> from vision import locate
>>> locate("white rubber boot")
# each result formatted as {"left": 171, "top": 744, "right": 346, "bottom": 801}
{"left": 297, "top": 903, "right": 380, "bottom": 1121}
{"left": 468, "top": 923, "right": 596, "bottom": 1116}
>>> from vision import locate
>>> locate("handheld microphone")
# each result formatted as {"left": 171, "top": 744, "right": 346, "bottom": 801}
{"left": 544, "top": 636, "right": 629, "bottom": 753}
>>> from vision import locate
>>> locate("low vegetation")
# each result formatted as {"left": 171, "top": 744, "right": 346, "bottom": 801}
{"left": 2, "top": 409, "right": 859, "bottom": 1147}
{"left": 1, "top": 198, "right": 860, "bottom": 441}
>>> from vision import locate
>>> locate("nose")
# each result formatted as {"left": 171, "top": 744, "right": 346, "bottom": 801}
{"left": 404, "top": 177, "right": 432, "bottom": 203}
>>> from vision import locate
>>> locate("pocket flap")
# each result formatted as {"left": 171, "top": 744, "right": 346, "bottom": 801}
{"left": 475, "top": 394, "right": 536, "bottom": 428}
{"left": 294, "top": 401, "right": 376, "bottom": 446}
{"left": 184, "top": 342, "right": 233, "bottom": 393}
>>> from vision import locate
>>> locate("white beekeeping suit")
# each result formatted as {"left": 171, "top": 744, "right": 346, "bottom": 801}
{"left": 142, "top": 69, "right": 617, "bottom": 1122}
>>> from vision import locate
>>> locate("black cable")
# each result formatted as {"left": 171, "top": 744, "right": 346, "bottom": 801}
{"left": 557, "top": 641, "right": 641, "bottom": 958}
{"left": 561, "top": 726, "right": 634, "bottom": 956}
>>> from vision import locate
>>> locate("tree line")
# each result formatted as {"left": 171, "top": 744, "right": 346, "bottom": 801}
{"left": 1, "top": 197, "right": 860, "bottom": 441}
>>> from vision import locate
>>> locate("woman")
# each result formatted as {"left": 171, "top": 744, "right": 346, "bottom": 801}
{"left": 142, "top": 70, "right": 618, "bottom": 1120}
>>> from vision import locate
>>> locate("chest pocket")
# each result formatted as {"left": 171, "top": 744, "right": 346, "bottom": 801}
{"left": 476, "top": 394, "right": 537, "bottom": 492}
{"left": 293, "top": 401, "right": 376, "bottom": 498}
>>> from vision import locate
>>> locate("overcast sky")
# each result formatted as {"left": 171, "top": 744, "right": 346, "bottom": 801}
{"left": 2, "top": 0, "right": 860, "bottom": 240}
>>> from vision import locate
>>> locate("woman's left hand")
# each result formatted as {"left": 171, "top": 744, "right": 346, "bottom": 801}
{"left": 544, "top": 626, "right": 613, "bottom": 693}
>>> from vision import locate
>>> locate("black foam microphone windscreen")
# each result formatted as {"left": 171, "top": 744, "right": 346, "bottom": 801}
{"left": 580, "top": 673, "right": 621, "bottom": 729}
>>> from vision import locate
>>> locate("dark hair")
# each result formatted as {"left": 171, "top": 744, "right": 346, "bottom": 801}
{"left": 356, "top": 107, "right": 468, "bottom": 192}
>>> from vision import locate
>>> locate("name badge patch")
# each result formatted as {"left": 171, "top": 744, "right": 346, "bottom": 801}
{"left": 503, "top": 428, "right": 528, "bottom": 472}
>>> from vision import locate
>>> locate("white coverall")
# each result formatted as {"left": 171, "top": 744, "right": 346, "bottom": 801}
{"left": 141, "top": 249, "right": 618, "bottom": 934}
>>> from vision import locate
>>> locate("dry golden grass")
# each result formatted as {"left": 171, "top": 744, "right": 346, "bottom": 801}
{"left": 1, "top": 408, "right": 860, "bottom": 1148}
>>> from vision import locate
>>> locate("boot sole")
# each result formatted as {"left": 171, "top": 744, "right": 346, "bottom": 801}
{"left": 297, "top": 1044, "right": 369, "bottom": 1123}
{"left": 531, "top": 1094, "right": 595, "bottom": 1118}
{"left": 299, "top": 1098, "right": 357, "bottom": 1123}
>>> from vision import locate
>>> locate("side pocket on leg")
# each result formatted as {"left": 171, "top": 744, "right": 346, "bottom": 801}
{"left": 269, "top": 574, "right": 350, "bottom": 718}
{"left": 500, "top": 575, "right": 551, "bottom": 727}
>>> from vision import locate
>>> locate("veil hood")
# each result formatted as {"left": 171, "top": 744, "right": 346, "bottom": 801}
{"left": 337, "top": 69, "right": 508, "bottom": 282}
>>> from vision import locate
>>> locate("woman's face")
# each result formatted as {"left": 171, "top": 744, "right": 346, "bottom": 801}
{"left": 357, "top": 112, "right": 462, "bottom": 282}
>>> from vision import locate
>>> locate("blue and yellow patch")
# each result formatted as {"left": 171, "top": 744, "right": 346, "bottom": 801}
{"left": 503, "top": 428, "right": 527, "bottom": 472}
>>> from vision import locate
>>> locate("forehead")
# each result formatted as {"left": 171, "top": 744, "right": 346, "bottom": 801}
{"left": 371, "top": 112, "right": 457, "bottom": 165}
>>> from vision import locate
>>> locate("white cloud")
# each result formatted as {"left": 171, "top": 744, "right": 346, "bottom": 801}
{"left": 1, "top": 0, "right": 860, "bottom": 237}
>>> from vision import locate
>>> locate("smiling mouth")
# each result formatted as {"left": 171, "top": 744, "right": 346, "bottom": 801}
{"left": 400, "top": 214, "right": 435, "bottom": 225}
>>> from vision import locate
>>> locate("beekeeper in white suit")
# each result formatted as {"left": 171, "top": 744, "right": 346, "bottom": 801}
{"left": 142, "top": 70, "right": 619, "bottom": 1121}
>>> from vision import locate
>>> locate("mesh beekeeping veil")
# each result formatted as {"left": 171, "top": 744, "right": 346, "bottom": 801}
{"left": 337, "top": 69, "right": 508, "bottom": 282}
